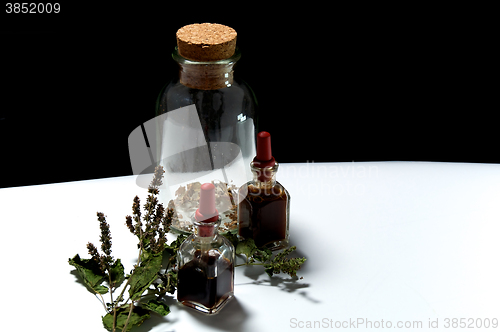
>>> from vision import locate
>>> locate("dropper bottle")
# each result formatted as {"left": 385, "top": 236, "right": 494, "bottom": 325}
{"left": 177, "top": 183, "right": 235, "bottom": 314}
{"left": 237, "top": 131, "right": 290, "bottom": 250}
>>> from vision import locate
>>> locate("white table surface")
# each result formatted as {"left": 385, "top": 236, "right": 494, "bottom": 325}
{"left": 1, "top": 162, "right": 499, "bottom": 331}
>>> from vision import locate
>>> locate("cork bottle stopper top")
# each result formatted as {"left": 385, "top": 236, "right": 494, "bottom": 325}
{"left": 176, "top": 23, "right": 237, "bottom": 61}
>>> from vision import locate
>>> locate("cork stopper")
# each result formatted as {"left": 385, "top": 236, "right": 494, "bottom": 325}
{"left": 176, "top": 23, "right": 237, "bottom": 61}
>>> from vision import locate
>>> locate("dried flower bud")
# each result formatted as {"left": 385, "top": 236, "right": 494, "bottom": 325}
{"left": 163, "top": 207, "right": 174, "bottom": 233}
{"left": 97, "top": 212, "right": 112, "bottom": 259}
{"left": 148, "top": 165, "right": 165, "bottom": 193}
{"left": 86, "top": 242, "right": 101, "bottom": 267}
{"left": 125, "top": 215, "right": 134, "bottom": 234}
{"left": 132, "top": 196, "right": 142, "bottom": 236}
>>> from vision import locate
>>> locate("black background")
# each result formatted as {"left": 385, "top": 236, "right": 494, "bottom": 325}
{"left": 1, "top": 4, "right": 496, "bottom": 188}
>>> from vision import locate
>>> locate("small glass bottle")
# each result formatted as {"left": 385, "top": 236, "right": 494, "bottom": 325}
{"left": 177, "top": 183, "right": 235, "bottom": 314}
{"left": 238, "top": 131, "right": 290, "bottom": 250}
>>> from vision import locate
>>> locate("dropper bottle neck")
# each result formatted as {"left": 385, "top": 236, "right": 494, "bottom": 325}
{"left": 194, "top": 183, "right": 220, "bottom": 239}
{"left": 194, "top": 219, "right": 220, "bottom": 240}
{"left": 251, "top": 162, "right": 279, "bottom": 188}
{"left": 251, "top": 131, "right": 279, "bottom": 186}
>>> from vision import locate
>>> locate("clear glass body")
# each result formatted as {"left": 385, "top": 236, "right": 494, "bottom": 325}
{"left": 156, "top": 48, "right": 257, "bottom": 235}
{"left": 238, "top": 162, "right": 290, "bottom": 250}
{"left": 176, "top": 218, "right": 235, "bottom": 314}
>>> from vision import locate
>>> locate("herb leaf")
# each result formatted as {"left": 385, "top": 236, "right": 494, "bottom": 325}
{"left": 141, "top": 298, "right": 170, "bottom": 316}
{"left": 264, "top": 246, "right": 306, "bottom": 277}
{"left": 164, "top": 234, "right": 187, "bottom": 256}
{"left": 252, "top": 246, "right": 272, "bottom": 263}
{"left": 102, "top": 305, "right": 150, "bottom": 332}
{"left": 128, "top": 251, "right": 163, "bottom": 301}
{"left": 109, "top": 259, "right": 125, "bottom": 288}
{"left": 228, "top": 236, "right": 306, "bottom": 278}
{"left": 222, "top": 231, "right": 239, "bottom": 248}
{"left": 69, "top": 254, "right": 108, "bottom": 294}
{"left": 235, "top": 238, "right": 257, "bottom": 258}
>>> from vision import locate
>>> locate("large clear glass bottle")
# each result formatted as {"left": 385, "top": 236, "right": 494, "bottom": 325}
{"left": 156, "top": 24, "right": 258, "bottom": 235}
{"left": 238, "top": 132, "right": 290, "bottom": 250}
{"left": 177, "top": 183, "right": 235, "bottom": 314}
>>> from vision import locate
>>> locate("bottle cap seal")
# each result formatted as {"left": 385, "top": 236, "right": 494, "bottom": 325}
{"left": 253, "top": 131, "right": 276, "bottom": 168}
{"left": 195, "top": 183, "right": 219, "bottom": 223}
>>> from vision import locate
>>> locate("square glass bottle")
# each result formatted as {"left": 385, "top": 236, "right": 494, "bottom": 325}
{"left": 177, "top": 183, "right": 235, "bottom": 314}
{"left": 238, "top": 132, "right": 290, "bottom": 250}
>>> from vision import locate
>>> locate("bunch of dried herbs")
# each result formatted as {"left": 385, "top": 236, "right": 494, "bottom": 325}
{"left": 69, "top": 166, "right": 306, "bottom": 332}
{"left": 169, "top": 180, "right": 238, "bottom": 233}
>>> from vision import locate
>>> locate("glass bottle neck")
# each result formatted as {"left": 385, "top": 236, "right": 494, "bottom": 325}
{"left": 251, "top": 161, "right": 279, "bottom": 188}
{"left": 193, "top": 218, "right": 220, "bottom": 240}
{"left": 172, "top": 47, "right": 241, "bottom": 90}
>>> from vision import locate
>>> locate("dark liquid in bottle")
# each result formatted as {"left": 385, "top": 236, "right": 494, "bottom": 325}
{"left": 238, "top": 183, "right": 288, "bottom": 248}
{"left": 177, "top": 249, "right": 233, "bottom": 309}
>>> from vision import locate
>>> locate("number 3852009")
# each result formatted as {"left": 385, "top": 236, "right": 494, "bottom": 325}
{"left": 6, "top": 3, "right": 60, "bottom": 13}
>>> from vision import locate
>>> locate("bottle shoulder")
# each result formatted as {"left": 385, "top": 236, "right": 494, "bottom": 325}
{"left": 158, "top": 79, "right": 257, "bottom": 117}
{"left": 219, "top": 234, "right": 235, "bottom": 251}
{"left": 178, "top": 234, "right": 234, "bottom": 251}
{"left": 239, "top": 180, "right": 289, "bottom": 200}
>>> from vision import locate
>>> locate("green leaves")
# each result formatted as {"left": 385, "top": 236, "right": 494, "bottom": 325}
{"left": 102, "top": 305, "right": 150, "bottom": 332}
{"left": 68, "top": 255, "right": 125, "bottom": 295}
{"left": 128, "top": 250, "right": 163, "bottom": 301}
{"left": 164, "top": 234, "right": 187, "bottom": 256}
{"left": 235, "top": 238, "right": 257, "bottom": 257}
{"left": 69, "top": 254, "right": 108, "bottom": 294}
{"left": 109, "top": 259, "right": 125, "bottom": 288}
{"left": 141, "top": 298, "right": 170, "bottom": 316}
{"left": 234, "top": 237, "right": 272, "bottom": 264}
{"left": 70, "top": 166, "right": 178, "bottom": 332}
{"left": 263, "top": 246, "right": 306, "bottom": 278}
{"left": 226, "top": 237, "right": 306, "bottom": 278}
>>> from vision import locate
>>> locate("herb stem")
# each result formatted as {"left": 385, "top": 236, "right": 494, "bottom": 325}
{"left": 114, "top": 244, "right": 143, "bottom": 305}
{"left": 96, "top": 293, "right": 108, "bottom": 313}
{"left": 114, "top": 195, "right": 149, "bottom": 306}
{"left": 121, "top": 301, "right": 135, "bottom": 332}
{"left": 112, "top": 190, "right": 157, "bottom": 331}
{"left": 108, "top": 271, "right": 116, "bottom": 332}
{"left": 235, "top": 262, "right": 265, "bottom": 267}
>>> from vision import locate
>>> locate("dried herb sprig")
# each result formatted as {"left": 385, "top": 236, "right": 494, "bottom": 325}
{"left": 227, "top": 235, "right": 307, "bottom": 278}
{"left": 69, "top": 166, "right": 174, "bottom": 332}
{"left": 69, "top": 165, "right": 306, "bottom": 331}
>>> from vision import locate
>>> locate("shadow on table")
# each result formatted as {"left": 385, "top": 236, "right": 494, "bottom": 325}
{"left": 237, "top": 265, "right": 320, "bottom": 304}
{"left": 178, "top": 297, "right": 248, "bottom": 332}
{"left": 235, "top": 243, "right": 320, "bottom": 304}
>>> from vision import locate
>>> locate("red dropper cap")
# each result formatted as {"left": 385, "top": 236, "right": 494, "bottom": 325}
{"left": 253, "top": 131, "right": 276, "bottom": 168}
{"left": 195, "top": 183, "right": 219, "bottom": 223}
